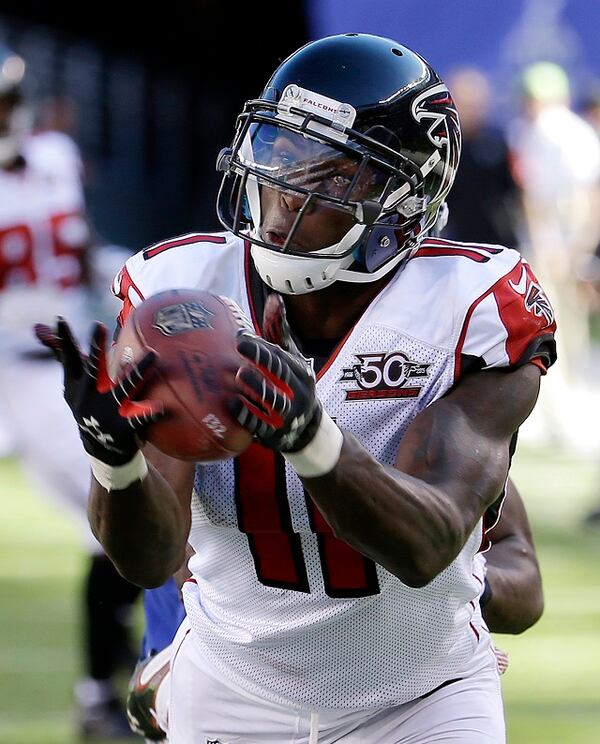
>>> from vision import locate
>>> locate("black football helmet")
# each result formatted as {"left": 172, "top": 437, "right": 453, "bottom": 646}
{"left": 217, "top": 33, "right": 461, "bottom": 294}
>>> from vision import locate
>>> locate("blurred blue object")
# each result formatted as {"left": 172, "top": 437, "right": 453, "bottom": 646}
{"left": 307, "top": 0, "right": 600, "bottom": 112}
{"left": 140, "top": 578, "right": 186, "bottom": 659}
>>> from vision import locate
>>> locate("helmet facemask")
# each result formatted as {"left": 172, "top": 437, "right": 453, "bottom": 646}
{"left": 217, "top": 85, "right": 452, "bottom": 294}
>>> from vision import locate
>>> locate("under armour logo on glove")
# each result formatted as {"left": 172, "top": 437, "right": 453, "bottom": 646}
{"left": 229, "top": 294, "right": 322, "bottom": 453}
{"left": 80, "top": 416, "right": 118, "bottom": 449}
{"left": 34, "top": 318, "right": 164, "bottom": 467}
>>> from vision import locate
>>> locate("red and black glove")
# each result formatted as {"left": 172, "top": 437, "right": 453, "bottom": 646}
{"left": 34, "top": 318, "right": 162, "bottom": 467}
{"left": 229, "top": 294, "right": 322, "bottom": 453}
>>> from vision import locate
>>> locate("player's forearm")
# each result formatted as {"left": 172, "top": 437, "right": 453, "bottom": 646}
{"left": 301, "top": 432, "right": 467, "bottom": 587}
{"left": 88, "top": 462, "right": 188, "bottom": 588}
{"left": 482, "top": 542, "right": 544, "bottom": 633}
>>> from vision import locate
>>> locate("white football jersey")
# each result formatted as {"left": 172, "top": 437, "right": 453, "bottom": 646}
{"left": 114, "top": 231, "right": 555, "bottom": 709}
{"left": 0, "top": 131, "right": 89, "bottom": 352}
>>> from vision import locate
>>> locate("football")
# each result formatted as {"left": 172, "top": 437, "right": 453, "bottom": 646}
{"left": 110, "top": 288, "right": 254, "bottom": 461}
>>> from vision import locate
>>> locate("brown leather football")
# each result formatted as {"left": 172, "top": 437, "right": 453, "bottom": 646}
{"left": 110, "top": 288, "right": 253, "bottom": 461}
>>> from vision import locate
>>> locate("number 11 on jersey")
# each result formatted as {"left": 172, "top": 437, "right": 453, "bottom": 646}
{"left": 234, "top": 443, "right": 380, "bottom": 598}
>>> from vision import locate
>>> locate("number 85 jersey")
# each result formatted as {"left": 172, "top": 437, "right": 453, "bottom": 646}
{"left": 0, "top": 132, "right": 89, "bottom": 353}
{"left": 114, "top": 231, "right": 556, "bottom": 710}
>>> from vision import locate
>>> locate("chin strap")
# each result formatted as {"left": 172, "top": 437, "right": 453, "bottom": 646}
{"left": 335, "top": 249, "right": 410, "bottom": 284}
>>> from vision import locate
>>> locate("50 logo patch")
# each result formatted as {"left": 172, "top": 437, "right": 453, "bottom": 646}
{"left": 339, "top": 352, "right": 431, "bottom": 401}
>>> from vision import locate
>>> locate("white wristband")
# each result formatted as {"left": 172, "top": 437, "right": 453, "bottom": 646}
{"left": 283, "top": 411, "right": 344, "bottom": 478}
{"left": 89, "top": 450, "right": 148, "bottom": 491}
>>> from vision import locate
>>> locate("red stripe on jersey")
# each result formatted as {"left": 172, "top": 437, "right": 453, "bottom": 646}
{"left": 423, "top": 238, "right": 503, "bottom": 255}
{"left": 469, "top": 621, "right": 481, "bottom": 642}
{"left": 454, "top": 288, "right": 486, "bottom": 380}
{"left": 413, "top": 246, "right": 489, "bottom": 262}
{"left": 454, "top": 259, "right": 555, "bottom": 380}
{"left": 316, "top": 325, "right": 355, "bottom": 381}
{"left": 235, "top": 444, "right": 309, "bottom": 592}
{"left": 115, "top": 266, "right": 145, "bottom": 328}
{"left": 143, "top": 233, "right": 226, "bottom": 260}
{"left": 305, "top": 499, "right": 379, "bottom": 597}
{"left": 316, "top": 271, "right": 400, "bottom": 381}
{"left": 529, "top": 357, "right": 548, "bottom": 374}
{"left": 244, "top": 241, "right": 262, "bottom": 333}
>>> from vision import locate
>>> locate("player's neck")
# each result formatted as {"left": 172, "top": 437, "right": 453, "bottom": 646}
{"left": 283, "top": 273, "right": 395, "bottom": 341}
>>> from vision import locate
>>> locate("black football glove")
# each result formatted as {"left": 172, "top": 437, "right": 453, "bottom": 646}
{"left": 229, "top": 294, "right": 322, "bottom": 453}
{"left": 34, "top": 318, "right": 163, "bottom": 466}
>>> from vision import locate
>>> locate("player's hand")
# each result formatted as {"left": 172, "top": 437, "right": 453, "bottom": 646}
{"left": 229, "top": 294, "right": 322, "bottom": 452}
{"left": 34, "top": 318, "right": 163, "bottom": 466}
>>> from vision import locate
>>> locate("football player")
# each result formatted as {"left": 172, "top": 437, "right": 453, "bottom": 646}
{"left": 122, "top": 475, "right": 543, "bottom": 742}
{"left": 38, "top": 34, "right": 556, "bottom": 743}
{"left": 0, "top": 45, "right": 139, "bottom": 738}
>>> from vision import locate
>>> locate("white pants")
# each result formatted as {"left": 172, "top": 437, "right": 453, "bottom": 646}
{"left": 168, "top": 621, "right": 506, "bottom": 744}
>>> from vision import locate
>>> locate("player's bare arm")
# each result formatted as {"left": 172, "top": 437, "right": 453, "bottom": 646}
{"left": 302, "top": 364, "right": 540, "bottom": 587}
{"left": 88, "top": 443, "right": 194, "bottom": 587}
{"left": 231, "top": 294, "right": 541, "bottom": 587}
{"left": 480, "top": 477, "right": 544, "bottom": 633}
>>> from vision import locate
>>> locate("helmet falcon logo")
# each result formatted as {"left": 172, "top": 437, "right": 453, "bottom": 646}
{"left": 410, "top": 83, "right": 461, "bottom": 204}
{"left": 411, "top": 83, "right": 459, "bottom": 150}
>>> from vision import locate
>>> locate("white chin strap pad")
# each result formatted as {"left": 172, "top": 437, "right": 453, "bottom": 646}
{"left": 250, "top": 244, "right": 354, "bottom": 294}
{"left": 250, "top": 240, "right": 412, "bottom": 294}
{"left": 250, "top": 222, "right": 366, "bottom": 295}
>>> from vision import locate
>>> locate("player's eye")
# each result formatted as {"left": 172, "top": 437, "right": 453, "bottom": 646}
{"left": 273, "top": 149, "right": 295, "bottom": 167}
{"left": 331, "top": 173, "right": 352, "bottom": 187}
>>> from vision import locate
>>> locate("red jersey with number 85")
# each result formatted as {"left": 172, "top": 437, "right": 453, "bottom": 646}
{"left": 114, "top": 231, "right": 555, "bottom": 709}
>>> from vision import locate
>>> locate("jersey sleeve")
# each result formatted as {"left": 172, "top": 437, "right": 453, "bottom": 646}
{"left": 111, "top": 231, "right": 237, "bottom": 337}
{"left": 455, "top": 258, "right": 556, "bottom": 378}
{"left": 24, "top": 131, "right": 84, "bottom": 195}
{"left": 112, "top": 261, "right": 145, "bottom": 334}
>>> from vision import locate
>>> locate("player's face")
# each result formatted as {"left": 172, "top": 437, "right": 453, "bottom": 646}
{"left": 246, "top": 126, "right": 388, "bottom": 253}
{"left": 259, "top": 179, "right": 356, "bottom": 254}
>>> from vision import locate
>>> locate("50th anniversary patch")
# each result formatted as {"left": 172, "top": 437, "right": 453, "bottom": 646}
{"left": 339, "top": 352, "right": 430, "bottom": 401}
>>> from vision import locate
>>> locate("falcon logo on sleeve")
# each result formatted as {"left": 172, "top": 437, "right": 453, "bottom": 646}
{"left": 524, "top": 282, "right": 554, "bottom": 326}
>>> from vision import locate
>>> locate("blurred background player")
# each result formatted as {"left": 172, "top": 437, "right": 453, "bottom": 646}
{"left": 444, "top": 67, "right": 520, "bottom": 249}
{"left": 509, "top": 62, "right": 600, "bottom": 449}
{"left": 0, "top": 44, "right": 139, "bottom": 739}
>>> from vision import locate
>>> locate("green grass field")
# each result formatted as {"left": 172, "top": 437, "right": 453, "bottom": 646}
{"left": 1, "top": 449, "right": 599, "bottom": 743}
